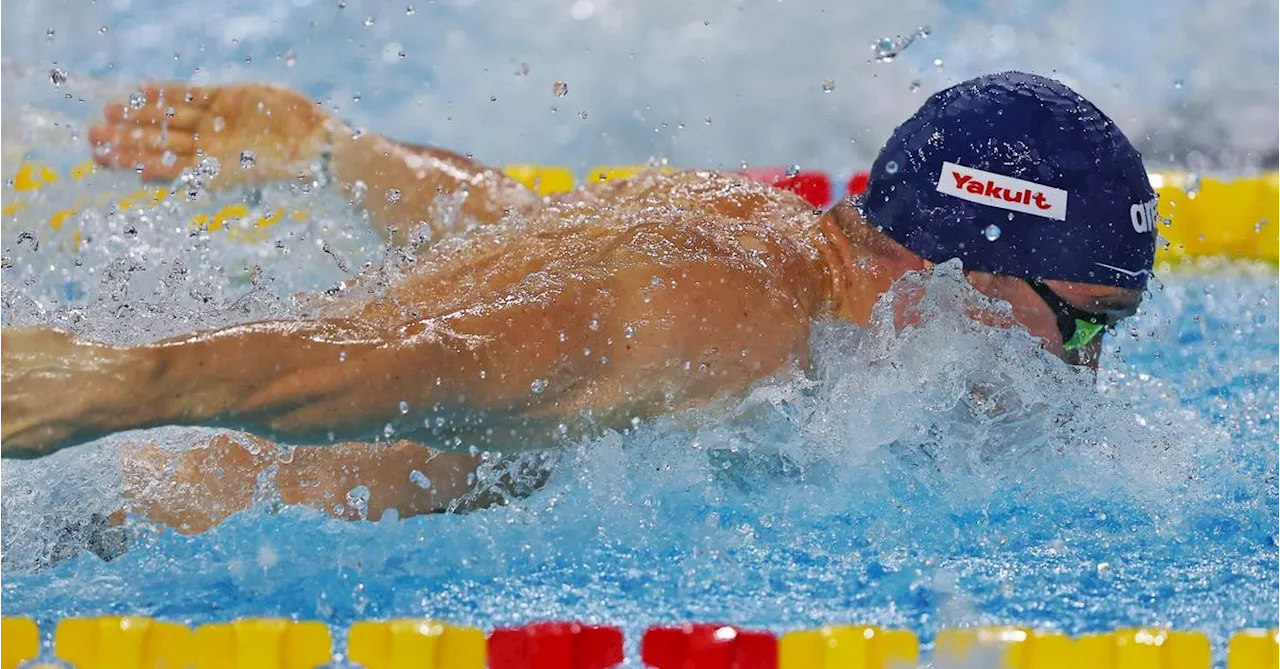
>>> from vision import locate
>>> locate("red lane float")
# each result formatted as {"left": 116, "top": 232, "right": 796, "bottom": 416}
{"left": 488, "top": 621, "right": 623, "bottom": 669}
{"left": 642, "top": 624, "right": 778, "bottom": 669}
{"left": 739, "top": 169, "right": 834, "bottom": 208}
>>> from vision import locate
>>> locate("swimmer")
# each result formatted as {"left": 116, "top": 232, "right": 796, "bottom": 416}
{"left": 2, "top": 72, "right": 1156, "bottom": 540}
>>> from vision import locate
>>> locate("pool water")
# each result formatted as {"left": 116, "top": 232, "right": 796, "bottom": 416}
{"left": 2, "top": 254, "right": 1276, "bottom": 662}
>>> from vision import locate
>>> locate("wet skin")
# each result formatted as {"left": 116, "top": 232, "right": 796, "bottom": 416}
{"left": 0, "top": 83, "right": 1142, "bottom": 531}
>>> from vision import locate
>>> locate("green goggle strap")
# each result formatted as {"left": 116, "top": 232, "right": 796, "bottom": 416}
{"left": 1063, "top": 319, "right": 1105, "bottom": 352}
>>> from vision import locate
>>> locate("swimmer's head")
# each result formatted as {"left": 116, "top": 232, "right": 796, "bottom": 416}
{"left": 850, "top": 71, "right": 1154, "bottom": 366}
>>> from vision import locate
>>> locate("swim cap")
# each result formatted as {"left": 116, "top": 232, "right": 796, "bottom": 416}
{"left": 860, "top": 71, "right": 1158, "bottom": 290}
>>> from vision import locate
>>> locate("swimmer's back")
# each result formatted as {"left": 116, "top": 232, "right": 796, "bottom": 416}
{"left": 363, "top": 170, "right": 827, "bottom": 326}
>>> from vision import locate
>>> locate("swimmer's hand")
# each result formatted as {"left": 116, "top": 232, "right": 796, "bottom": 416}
{"left": 0, "top": 328, "right": 152, "bottom": 458}
{"left": 88, "top": 83, "right": 333, "bottom": 190}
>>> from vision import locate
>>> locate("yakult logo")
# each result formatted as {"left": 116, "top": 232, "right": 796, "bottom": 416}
{"left": 1129, "top": 197, "right": 1159, "bottom": 234}
{"left": 935, "top": 161, "right": 1068, "bottom": 221}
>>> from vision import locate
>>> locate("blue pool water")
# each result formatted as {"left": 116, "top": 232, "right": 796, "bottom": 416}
{"left": 2, "top": 256, "right": 1276, "bottom": 662}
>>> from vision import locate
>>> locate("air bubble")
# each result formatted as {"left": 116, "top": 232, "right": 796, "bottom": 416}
{"left": 552, "top": 80, "right": 569, "bottom": 97}
{"left": 530, "top": 378, "right": 548, "bottom": 393}
{"left": 386, "top": 188, "right": 402, "bottom": 204}
{"left": 885, "top": 160, "right": 899, "bottom": 174}
{"left": 240, "top": 150, "right": 256, "bottom": 169}
{"left": 128, "top": 91, "right": 147, "bottom": 110}
{"left": 383, "top": 423, "right": 395, "bottom": 438}
{"left": 399, "top": 400, "right": 409, "bottom": 414}
{"left": 933, "top": 58, "right": 945, "bottom": 69}
{"left": 785, "top": 164, "right": 801, "bottom": 177}
{"left": 409, "top": 470, "right": 432, "bottom": 489}
{"left": 909, "top": 79, "right": 921, "bottom": 93}
{"left": 50, "top": 68, "right": 68, "bottom": 87}
{"left": 579, "top": 110, "right": 588, "bottom": 120}
{"left": 821, "top": 79, "right": 835, "bottom": 93}
{"left": 623, "top": 324, "right": 637, "bottom": 338}
{"left": 212, "top": 117, "right": 226, "bottom": 132}
{"left": 983, "top": 224, "right": 1002, "bottom": 241}
{"left": 405, "top": 4, "right": 415, "bottom": 14}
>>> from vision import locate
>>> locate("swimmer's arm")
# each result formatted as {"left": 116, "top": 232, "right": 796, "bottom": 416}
{"left": 90, "top": 82, "right": 541, "bottom": 244}
{"left": 327, "top": 129, "right": 543, "bottom": 243}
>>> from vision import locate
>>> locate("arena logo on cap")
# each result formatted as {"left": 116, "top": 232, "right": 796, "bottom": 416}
{"left": 1129, "top": 196, "right": 1159, "bottom": 233}
{"left": 935, "top": 161, "right": 1068, "bottom": 221}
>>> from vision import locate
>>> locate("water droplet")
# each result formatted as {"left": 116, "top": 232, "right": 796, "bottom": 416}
{"left": 530, "top": 378, "right": 548, "bottom": 393}
{"left": 240, "top": 150, "right": 256, "bottom": 169}
{"left": 212, "top": 117, "right": 226, "bottom": 132}
{"left": 410, "top": 470, "right": 432, "bottom": 489}
{"left": 552, "top": 80, "right": 569, "bottom": 97}
{"left": 99, "top": 25, "right": 108, "bottom": 34}
{"left": 821, "top": 79, "right": 835, "bottom": 93}
{"left": 45, "top": 28, "right": 55, "bottom": 40}
{"left": 630, "top": 416, "right": 642, "bottom": 429}
{"left": 785, "top": 164, "right": 801, "bottom": 177}
{"left": 284, "top": 50, "right": 298, "bottom": 67}
{"left": 405, "top": 4, "right": 415, "bottom": 14}
{"left": 50, "top": 67, "right": 68, "bottom": 87}
{"left": 339, "top": 350, "right": 349, "bottom": 362}
{"left": 1185, "top": 173, "right": 1201, "bottom": 199}
{"left": 933, "top": 58, "right": 945, "bottom": 69}
{"left": 871, "top": 30, "right": 926, "bottom": 63}
{"left": 588, "top": 318, "right": 600, "bottom": 331}
{"left": 383, "top": 423, "right": 395, "bottom": 438}
{"left": 885, "top": 160, "right": 899, "bottom": 174}
{"left": 578, "top": 110, "right": 588, "bottom": 120}
{"left": 490, "top": 95, "right": 498, "bottom": 102}
{"left": 197, "top": 156, "right": 221, "bottom": 176}
{"left": 128, "top": 91, "right": 147, "bottom": 109}
{"left": 623, "top": 324, "right": 637, "bottom": 338}
{"left": 704, "top": 115, "right": 713, "bottom": 125}
{"left": 386, "top": 188, "right": 402, "bottom": 204}
{"left": 1173, "top": 78, "right": 1184, "bottom": 90}
{"left": 908, "top": 79, "right": 921, "bottom": 93}
{"left": 363, "top": 16, "right": 375, "bottom": 26}
{"left": 15, "top": 232, "right": 38, "bottom": 251}
{"left": 983, "top": 223, "right": 1002, "bottom": 241}
{"left": 399, "top": 400, "right": 409, "bottom": 414}
{"left": 346, "top": 485, "right": 370, "bottom": 518}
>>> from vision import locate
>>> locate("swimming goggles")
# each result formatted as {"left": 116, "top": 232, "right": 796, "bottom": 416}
{"left": 1023, "top": 278, "right": 1117, "bottom": 352}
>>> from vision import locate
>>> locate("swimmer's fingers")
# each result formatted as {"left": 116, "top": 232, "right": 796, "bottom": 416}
{"left": 89, "top": 124, "right": 196, "bottom": 154}
{"left": 88, "top": 131, "right": 194, "bottom": 182}
{"left": 104, "top": 101, "right": 203, "bottom": 131}
{"left": 91, "top": 147, "right": 191, "bottom": 182}
{"left": 102, "top": 84, "right": 213, "bottom": 129}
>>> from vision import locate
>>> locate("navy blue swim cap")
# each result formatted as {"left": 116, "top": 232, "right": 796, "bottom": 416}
{"left": 861, "top": 71, "right": 1158, "bottom": 290}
